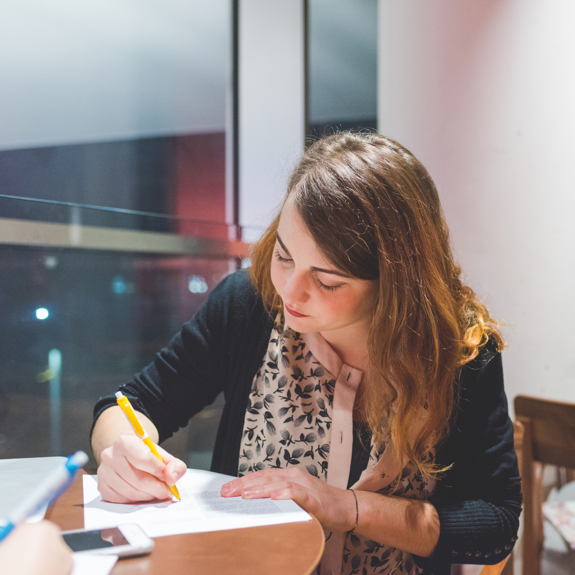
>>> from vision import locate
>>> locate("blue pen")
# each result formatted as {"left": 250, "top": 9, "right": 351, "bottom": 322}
{"left": 0, "top": 451, "right": 88, "bottom": 543}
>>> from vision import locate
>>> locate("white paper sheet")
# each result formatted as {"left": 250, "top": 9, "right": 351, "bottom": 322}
{"left": 83, "top": 469, "right": 311, "bottom": 538}
{"left": 0, "top": 457, "right": 66, "bottom": 526}
{"left": 71, "top": 554, "right": 117, "bottom": 575}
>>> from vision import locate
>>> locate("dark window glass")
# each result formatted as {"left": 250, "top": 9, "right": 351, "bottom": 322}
{"left": 307, "top": 0, "right": 378, "bottom": 137}
{"left": 0, "top": 2, "right": 233, "bottom": 468}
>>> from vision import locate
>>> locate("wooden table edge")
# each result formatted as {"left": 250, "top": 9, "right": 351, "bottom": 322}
{"left": 46, "top": 470, "right": 326, "bottom": 575}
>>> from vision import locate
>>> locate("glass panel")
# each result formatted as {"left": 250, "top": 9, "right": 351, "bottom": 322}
{"left": 0, "top": 1, "right": 233, "bottom": 468}
{"left": 0, "top": 240, "right": 236, "bottom": 468}
{"left": 0, "top": 1, "right": 230, "bottom": 231}
{"left": 0, "top": 194, "right": 232, "bottom": 239}
{"left": 307, "top": 0, "right": 378, "bottom": 136}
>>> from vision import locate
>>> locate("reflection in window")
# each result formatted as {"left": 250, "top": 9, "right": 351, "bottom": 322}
{"left": 0, "top": 246, "right": 234, "bottom": 465}
{"left": 307, "top": 0, "right": 378, "bottom": 137}
{"left": 0, "top": 1, "right": 230, "bottom": 234}
{"left": 0, "top": 1, "right": 233, "bottom": 467}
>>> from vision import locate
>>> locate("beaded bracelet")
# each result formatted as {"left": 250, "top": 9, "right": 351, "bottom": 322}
{"left": 347, "top": 488, "right": 359, "bottom": 534}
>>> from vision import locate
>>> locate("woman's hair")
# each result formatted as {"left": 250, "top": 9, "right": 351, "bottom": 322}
{"left": 250, "top": 131, "right": 504, "bottom": 477}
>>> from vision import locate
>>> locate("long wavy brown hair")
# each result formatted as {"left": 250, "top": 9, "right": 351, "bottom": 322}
{"left": 250, "top": 132, "right": 504, "bottom": 477}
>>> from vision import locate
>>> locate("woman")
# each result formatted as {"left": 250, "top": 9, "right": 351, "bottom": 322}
{"left": 92, "top": 132, "right": 521, "bottom": 575}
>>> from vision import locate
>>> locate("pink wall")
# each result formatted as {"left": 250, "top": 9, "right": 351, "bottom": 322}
{"left": 378, "top": 0, "right": 575, "bottom": 406}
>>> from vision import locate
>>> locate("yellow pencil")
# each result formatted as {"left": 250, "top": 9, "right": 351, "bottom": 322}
{"left": 115, "top": 392, "right": 181, "bottom": 500}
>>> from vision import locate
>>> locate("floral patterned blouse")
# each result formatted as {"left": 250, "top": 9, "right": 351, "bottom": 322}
{"left": 239, "top": 315, "right": 435, "bottom": 575}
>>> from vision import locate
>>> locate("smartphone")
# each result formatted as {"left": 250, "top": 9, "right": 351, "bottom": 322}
{"left": 62, "top": 524, "right": 154, "bottom": 557}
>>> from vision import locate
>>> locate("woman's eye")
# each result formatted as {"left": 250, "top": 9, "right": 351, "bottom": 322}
{"left": 274, "top": 249, "right": 292, "bottom": 263}
{"left": 317, "top": 278, "right": 343, "bottom": 292}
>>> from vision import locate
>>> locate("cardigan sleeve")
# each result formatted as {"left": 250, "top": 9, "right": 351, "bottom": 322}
{"left": 92, "top": 269, "right": 265, "bottom": 443}
{"left": 416, "top": 344, "right": 522, "bottom": 573}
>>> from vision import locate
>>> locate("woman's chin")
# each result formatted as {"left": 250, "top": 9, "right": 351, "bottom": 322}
{"left": 284, "top": 316, "right": 313, "bottom": 334}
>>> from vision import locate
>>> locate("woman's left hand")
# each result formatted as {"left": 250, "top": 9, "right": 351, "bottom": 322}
{"left": 220, "top": 468, "right": 356, "bottom": 532}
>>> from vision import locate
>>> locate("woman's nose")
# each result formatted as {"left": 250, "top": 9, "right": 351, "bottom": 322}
{"left": 282, "top": 271, "right": 310, "bottom": 305}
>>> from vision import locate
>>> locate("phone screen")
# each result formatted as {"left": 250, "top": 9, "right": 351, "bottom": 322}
{"left": 63, "top": 528, "right": 130, "bottom": 552}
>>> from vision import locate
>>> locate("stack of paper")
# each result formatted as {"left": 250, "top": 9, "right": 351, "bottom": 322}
{"left": 71, "top": 554, "right": 117, "bottom": 575}
{"left": 0, "top": 457, "right": 66, "bottom": 525}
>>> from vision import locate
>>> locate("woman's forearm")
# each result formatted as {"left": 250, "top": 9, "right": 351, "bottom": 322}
{"left": 353, "top": 490, "right": 440, "bottom": 558}
{"left": 221, "top": 467, "right": 440, "bottom": 559}
{"left": 91, "top": 405, "right": 160, "bottom": 464}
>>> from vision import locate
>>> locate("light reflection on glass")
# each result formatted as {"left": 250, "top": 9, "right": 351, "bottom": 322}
{"left": 36, "top": 308, "right": 49, "bottom": 320}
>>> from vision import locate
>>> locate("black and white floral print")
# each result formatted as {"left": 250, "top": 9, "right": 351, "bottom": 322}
{"left": 239, "top": 315, "right": 334, "bottom": 480}
{"left": 239, "top": 315, "right": 435, "bottom": 575}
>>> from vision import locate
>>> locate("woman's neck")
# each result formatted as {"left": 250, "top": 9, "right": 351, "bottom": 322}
{"left": 319, "top": 324, "right": 370, "bottom": 372}
{"left": 315, "top": 323, "right": 371, "bottom": 422}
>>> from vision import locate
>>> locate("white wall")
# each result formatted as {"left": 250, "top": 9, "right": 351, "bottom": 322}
{"left": 238, "top": 0, "right": 305, "bottom": 240}
{"left": 378, "top": 0, "right": 575, "bottom": 408}
{"left": 0, "top": 0, "right": 229, "bottom": 150}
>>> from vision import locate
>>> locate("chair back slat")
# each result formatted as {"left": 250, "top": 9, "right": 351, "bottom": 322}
{"left": 514, "top": 395, "right": 575, "bottom": 468}
{"left": 513, "top": 420, "right": 524, "bottom": 476}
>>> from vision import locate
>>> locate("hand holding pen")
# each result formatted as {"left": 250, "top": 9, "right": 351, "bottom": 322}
{"left": 115, "top": 392, "right": 181, "bottom": 501}
{"left": 94, "top": 393, "right": 185, "bottom": 504}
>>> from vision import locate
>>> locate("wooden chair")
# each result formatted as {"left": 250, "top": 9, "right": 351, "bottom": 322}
{"left": 514, "top": 394, "right": 575, "bottom": 575}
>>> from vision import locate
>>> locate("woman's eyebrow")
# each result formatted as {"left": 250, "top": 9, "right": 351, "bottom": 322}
{"left": 275, "top": 233, "right": 351, "bottom": 278}
{"left": 276, "top": 233, "right": 291, "bottom": 256}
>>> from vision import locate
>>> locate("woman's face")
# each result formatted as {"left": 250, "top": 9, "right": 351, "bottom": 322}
{"left": 270, "top": 195, "right": 378, "bottom": 343}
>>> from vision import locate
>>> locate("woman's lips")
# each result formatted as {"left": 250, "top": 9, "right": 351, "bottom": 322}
{"left": 285, "top": 304, "right": 309, "bottom": 318}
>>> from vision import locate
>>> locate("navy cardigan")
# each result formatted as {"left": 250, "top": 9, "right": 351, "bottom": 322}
{"left": 93, "top": 270, "right": 521, "bottom": 574}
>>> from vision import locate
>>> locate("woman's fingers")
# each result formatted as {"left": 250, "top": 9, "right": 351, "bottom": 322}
{"left": 225, "top": 472, "right": 323, "bottom": 522}
{"left": 221, "top": 468, "right": 311, "bottom": 497}
{"left": 100, "top": 435, "right": 165, "bottom": 482}
{"left": 243, "top": 480, "right": 310, "bottom": 503}
{"left": 97, "top": 458, "right": 171, "bottom": 503}
{"left": 97, "top": 434, "right": 185, "bottom": 503}
{"left": 220, "top": 470, "right": 275, "bottom": 496}
{"left": 157, "top": 444, "right": 187, "bottom": 486}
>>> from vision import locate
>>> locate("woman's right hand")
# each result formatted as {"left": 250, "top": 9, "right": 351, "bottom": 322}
{"left": 97, "top": 434, "right": 186, "bottom": 503}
